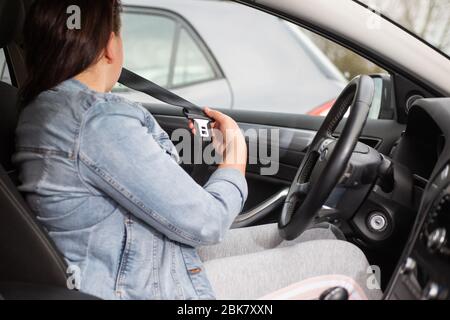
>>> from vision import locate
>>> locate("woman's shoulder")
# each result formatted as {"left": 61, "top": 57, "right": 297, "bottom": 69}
{"left": 87, "top": 92, "right": 150, "bottom": 125}
{"left": 53, "top": 78, "right": 151, "bottom": 122}
{"left": 21, "top": 78, "right": 153, "bottom": 131}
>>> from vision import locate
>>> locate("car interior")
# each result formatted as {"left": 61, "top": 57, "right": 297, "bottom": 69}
{"left": 1, "top": 0, "right": 450, "bottom": 300}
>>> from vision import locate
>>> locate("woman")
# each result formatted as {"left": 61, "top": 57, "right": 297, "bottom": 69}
{"left": 14, "top": 0, "right": 380, "bottom": 300}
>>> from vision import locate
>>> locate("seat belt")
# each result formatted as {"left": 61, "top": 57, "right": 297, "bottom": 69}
{"left": 119, "top": 68, "right": 212, "bottom": 139}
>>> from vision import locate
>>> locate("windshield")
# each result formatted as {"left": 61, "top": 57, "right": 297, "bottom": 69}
{"left": 357, "top": 0, "right": 450, "bottom": 58}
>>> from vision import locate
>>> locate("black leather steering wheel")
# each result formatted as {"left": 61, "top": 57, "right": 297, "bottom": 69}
{"left": 279, "top": 75, "right": 375, "bottom": 240}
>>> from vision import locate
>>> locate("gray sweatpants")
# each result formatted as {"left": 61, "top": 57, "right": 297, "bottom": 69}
{"left": 198, "top": 223, "right": 382, "bottom": 300}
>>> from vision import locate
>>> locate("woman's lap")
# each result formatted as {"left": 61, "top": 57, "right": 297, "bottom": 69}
{"left": 198, "top": 223, "right": 344, "bottom": 262}
{"left": 198, "top": 224, "right": 382, "bottom": 300}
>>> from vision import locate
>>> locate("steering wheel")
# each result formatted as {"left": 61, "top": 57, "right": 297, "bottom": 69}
{"left": 279, "top": 75, "right": 375, "bottom": 240}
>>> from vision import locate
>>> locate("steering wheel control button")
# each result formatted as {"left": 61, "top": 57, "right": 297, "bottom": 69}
{"left": 368, "top": 212, "right": 388, "bottom": 233}
{"left": 427, "top": 228, "right": 447, "bottom": 253}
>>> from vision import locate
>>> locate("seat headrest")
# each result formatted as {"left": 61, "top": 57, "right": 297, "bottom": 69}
{"left": 0, "top": 0, "right": 23, "bottom": 49}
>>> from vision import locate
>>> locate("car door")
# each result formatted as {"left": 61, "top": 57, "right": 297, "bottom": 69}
{"left": 120, "top": 1, "right": 407, "bottom": 227}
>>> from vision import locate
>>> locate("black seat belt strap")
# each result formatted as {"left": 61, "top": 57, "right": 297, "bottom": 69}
{"left": 119, "top": 68, "right": 212, "bottom": 139}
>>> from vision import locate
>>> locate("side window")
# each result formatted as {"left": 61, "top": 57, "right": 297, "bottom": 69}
{"left": 118, "top": 3, "right": 391, "bottom": 119}
{"left": 0, "top": 50, "right": 11, "bottom": 85}
{"left": 172, "top": 28, "right": 215, "bottom": 88}
{"left": 118, "top": 9, "right": 219, "bottom": 93}
{"left": 121, "top": 12, "right": 177, "bottom": 88}
{"left": 286, "top": 23, "right": 391, "bottom": 119}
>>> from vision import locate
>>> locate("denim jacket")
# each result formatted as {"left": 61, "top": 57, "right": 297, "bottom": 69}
{"left": 13, "top": 79, "right": 248, "bottom": 300}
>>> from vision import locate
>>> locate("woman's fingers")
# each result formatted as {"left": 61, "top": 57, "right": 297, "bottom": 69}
{"left": 189, "top": 107, "right": 237, "bottom": 137}
{"left": 188, "top": 109, "right": 221, "bottom": 136}
{"left": 204, "top": 107, "right": 226, "bottom": 123}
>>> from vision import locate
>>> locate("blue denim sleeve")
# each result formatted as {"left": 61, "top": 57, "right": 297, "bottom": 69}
{"left": 78, "top": 100, "right": 248, "bottom": 247}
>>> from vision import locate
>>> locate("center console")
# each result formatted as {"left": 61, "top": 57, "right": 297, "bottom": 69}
{"left": 385, "top": 163, "right": 450, "bottom": 300}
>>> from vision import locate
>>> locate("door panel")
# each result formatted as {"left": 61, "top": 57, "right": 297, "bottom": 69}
{"left": 147, "top": 103, "right": 406, "bottom": 226}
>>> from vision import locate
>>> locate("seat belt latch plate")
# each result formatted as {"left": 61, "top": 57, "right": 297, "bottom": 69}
{"left": 193, "top": 118, "right": 211, "bottom": 139}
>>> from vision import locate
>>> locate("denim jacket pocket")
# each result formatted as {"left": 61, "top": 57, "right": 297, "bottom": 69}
{"left": 180, "top": 245, "right": 216, "bottom": 300}
{"left": 114, "top": 215, "right": 133, "bottom": 299}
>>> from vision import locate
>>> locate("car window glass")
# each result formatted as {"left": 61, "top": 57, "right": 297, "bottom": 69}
{"left": 118, "top": 3, "right": 390, "bottom": 120}
{"left": 121, "top": 12, "right": 177, "bottom": 88}
{"left": 295, "top": 25, "right": 390, "bottom": 119}
{"left": 173, "top": 28, "right": 215, "bottom": 87}
{"left": 0, "top": 50, "right": 11, "bottom": 85}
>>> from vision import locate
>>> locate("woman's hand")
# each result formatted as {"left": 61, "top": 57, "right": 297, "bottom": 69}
{"left": 189, "top": 108, "right": 247, "bottom": 176}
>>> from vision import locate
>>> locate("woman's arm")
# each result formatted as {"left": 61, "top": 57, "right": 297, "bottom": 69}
{"left": 78, "top": 101, "right": 248, "bottom": 248}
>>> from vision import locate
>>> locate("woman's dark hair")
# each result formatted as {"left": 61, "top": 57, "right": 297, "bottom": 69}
{"left": 21, "top": 0, "right": 122, "bottom": 104}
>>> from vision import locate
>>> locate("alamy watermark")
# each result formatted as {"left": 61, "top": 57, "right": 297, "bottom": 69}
{"left": 66, "top": 265, "right": 82, "bottom": 291}
{"left": 365, "top": 0, "right": 383, "bottom": 30}
{"left": 172, "top": 127, "right": 280, "bottom": 176}
{"left": 364, "top": 0, "right": 410, "bottom": 31}
{"left": 367, "top": 265, "right": 382, "bottom": 290}
{"left": 66, "top": 5, "right": 81, "bottom": 30}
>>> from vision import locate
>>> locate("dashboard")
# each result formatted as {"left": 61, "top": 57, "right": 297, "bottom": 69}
{"left": 391, "top": 106, "right": 445, "bottom": 182}
{"left": 385, "top": 98, "right": 450, "bottom": 300}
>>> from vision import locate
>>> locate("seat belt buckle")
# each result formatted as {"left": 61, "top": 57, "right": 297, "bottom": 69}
{"left": 184, "top": 111, "right": 213, "bottom": 139}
